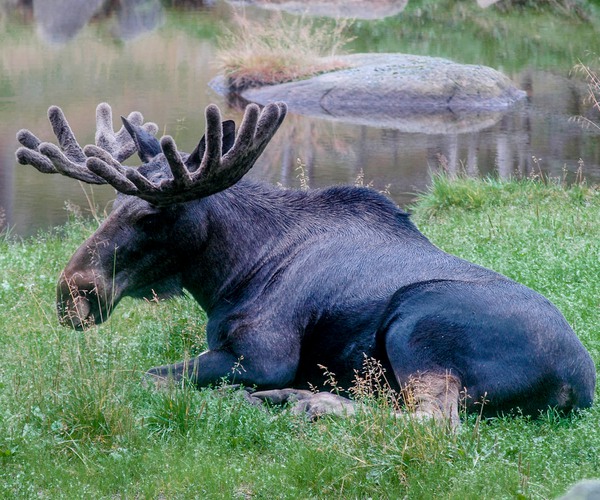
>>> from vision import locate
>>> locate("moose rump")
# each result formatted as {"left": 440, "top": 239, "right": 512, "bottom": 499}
{"left": 380, "top": 279, "right": 594, "bottom": 419}
{"left": 15, "top": 101, "right": 596, "bottom": 425}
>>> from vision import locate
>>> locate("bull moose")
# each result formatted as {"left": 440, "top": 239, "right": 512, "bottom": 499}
{"left": 16, "top": 102, "right": 595, "bottom": 427}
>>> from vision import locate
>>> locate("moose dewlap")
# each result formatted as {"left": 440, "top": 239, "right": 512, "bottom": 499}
{"left": 16, "top": 102, "right": 596, "bottom": 426}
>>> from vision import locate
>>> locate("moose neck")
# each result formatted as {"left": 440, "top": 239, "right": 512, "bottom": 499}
{"left": 181, "top": 179, "right": 305, "bottom": 313}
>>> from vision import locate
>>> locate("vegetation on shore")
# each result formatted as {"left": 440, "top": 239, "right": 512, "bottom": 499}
{"left": 574, "top": 56, "right": 600, "bottom": 131}
{"left": 0, "top": 177, "right": 598, "bottom": 498}
{"left": 217, "top": 13, "right": 351, "bottom": 91}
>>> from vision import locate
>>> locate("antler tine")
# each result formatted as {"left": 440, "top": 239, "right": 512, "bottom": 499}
{"left": 15, "top": 105, "right": 105, "bottom": 183}
{"left": 83, "top": 145, "right": 131, "bottom": 174}
{"left": 16, "top": 103, "right": 159, "bottom": 187}
{"left": 48, "top": 105, "right": 87, "bottom": 164}
{"left": 86, "top": 157, "right": 140, "bottom": 195}
{"left": 220, "top": 104, "right": 260, "bottom": 167}
{"left": 95, "top": 102, "right": 158, "bottom": 163}
{"left": 95, "top": 103, "right": 117, "bottom": 153}
{"left": 161, "top": 136, "right": 193, "bottom": 190}
{"left": 17, "top": 128, "right": 42, "bottom": 150}
{"left": 39, "top": 142, "right": 107, "bottom": 184}
{"left": 16, "top": 129, "right": 58, "bottom": 174}
{"left": 257, "top": 101, "right": 287, "bottom": 143}
{"left": 196, "top": 104, "right": 224, "bottom": 180}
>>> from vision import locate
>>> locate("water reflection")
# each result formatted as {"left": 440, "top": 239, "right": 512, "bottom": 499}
{"left": 0, "top": 1, "right": 598, "bottom": 237}
{"left": 5, "top": 0, "right": 166, "bottom": 43}
{"left": 253, "top": 67, "right": 595, "bottom": 201}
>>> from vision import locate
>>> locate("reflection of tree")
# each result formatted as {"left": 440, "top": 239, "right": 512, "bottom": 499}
{"left": 0, "top": 139, "right": 13, "bottom": 232}
{"left": 494, "top": 106, "right": 532, "bottom": 179}
{"left": 426, "top": 106, "right": 532, "bottom": 180}
{"left": 109, "top": 0, "right": 165, "bottom": 41}
{"left": 33, "top": 0, "right": 105, "bottom": 43}
{"left": 251, "top": 113, "right": 364, "bottom": 190}
{"left": 3, "top": 0, "right": 167, "bottom": 44}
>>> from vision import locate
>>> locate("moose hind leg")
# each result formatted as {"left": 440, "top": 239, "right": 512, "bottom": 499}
{"left": 403, "top": 371, "right": 462, "bottom": 429}
{"left": 380, "top": 281, "right": 474, "bottom": 429}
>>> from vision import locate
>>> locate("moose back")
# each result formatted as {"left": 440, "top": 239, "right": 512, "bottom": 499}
{"left": 16, "top": 102, "right": 595, "bottom": 425}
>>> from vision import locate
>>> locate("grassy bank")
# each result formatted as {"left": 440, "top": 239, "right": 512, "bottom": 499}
{"left": 0, "top": 178, "right": 599, "bottom": 499}
{"left": 347, "top": 0, "right": 600, "bottom": 73}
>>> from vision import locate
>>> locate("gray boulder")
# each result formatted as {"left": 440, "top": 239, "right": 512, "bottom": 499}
{"left": 214, "top": 53, "right": 526, "bottom": 134}
{"left": 560, "top": 480, "right": 600, "bottom": 500}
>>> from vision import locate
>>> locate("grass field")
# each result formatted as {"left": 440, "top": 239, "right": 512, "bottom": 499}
{"left": 0, "top": 177, "right": 599, "bottom": 499}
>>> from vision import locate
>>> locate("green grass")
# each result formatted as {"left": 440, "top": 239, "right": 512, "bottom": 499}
{"left": 1, "top": 178, "right": 599, "bottom": 498}
{"left": 346, "top": 0, "right": 600, "bottom": 74}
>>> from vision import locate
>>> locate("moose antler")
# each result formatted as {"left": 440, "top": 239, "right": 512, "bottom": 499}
{"left": 86, "top": 102, "right": 287, "bottom": 205}
{"left": 16, "top": 102, "right": 287, "bottom": 206}
{"left": 15, "top": 103, "right": 158, "bottom": 184}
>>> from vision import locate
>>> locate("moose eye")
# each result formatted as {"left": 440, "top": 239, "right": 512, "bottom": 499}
{"left": 137, "top": 212, "right": 162, "bottom": 232}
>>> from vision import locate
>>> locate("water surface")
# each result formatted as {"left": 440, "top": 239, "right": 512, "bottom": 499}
{"left": 0, "top": 1, "right": 598, "bottom": 237}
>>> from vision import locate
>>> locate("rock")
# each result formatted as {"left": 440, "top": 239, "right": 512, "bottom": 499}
{"left": 225, "top": 0, "right": 408, "bottom": 20}
{"left": 559, "top": 480, "right": 600, "bottom": 500}
{"left": 212, "top": 53, "right": 526, "bottom": 134}
{"left": 477, "top": 0, "right": 501, "bottom": 7}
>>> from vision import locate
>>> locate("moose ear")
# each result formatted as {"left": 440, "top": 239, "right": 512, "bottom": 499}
{"left": 121, "top": 116, "right": 162, "bottom": 163}
{"left": 185, "top": 120, "right": 236, "bottom": 173}
{"left": 221, "top": 119, "right": 236, "bottom": 154}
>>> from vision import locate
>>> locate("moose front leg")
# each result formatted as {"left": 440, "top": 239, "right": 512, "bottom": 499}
{"left": 146, "top": 348, "right": 298, "bottom": 390}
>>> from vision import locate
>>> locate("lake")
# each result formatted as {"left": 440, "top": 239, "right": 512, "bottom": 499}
{"left": 1, "top": 0, "right": 599, "bottom": 237}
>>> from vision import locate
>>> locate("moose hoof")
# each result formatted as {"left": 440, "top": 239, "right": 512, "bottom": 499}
{"left": 290, "top": 392, "right": 358, "bottom": 419}
{"left": 250, "top": 388, "right": 314, "bottom": 405}
{"left": 142, "top": 367, "right": 181, "bottom": 391}
{"left": 392, "top": 408, "right": 461, "bottom": 432}
{"left": 251, "top": 389, "right": 357, "bottom": 420}
{"left": 142, "top": 372, "right": 170, "bottom": 390}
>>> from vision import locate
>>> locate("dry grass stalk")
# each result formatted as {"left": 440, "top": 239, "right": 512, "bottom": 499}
{"left": 217, "top": 12, "right": 352, "bottom": 92}
{"left": 572, "top": 59, "right": 600, "bottom": 132}
{"left": 350, "top": 355, "right": 401, "bottom": 411}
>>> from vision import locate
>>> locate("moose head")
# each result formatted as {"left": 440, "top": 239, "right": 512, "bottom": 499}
{"left": 16, "top": 102, "right": 287, "bottom": 330}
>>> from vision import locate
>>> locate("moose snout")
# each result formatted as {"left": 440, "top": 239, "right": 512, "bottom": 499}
{"left": 56, "top": 272, "right": 104, "bottom": 330}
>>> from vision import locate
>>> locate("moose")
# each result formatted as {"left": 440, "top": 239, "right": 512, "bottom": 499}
{"left": 16, "top": 102, "right": 595, "bottom": 427}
